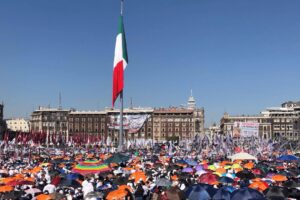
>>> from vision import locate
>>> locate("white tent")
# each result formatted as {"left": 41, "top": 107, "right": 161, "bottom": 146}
{"left": 229, "top": 152, "right": 257, "bottom": 162}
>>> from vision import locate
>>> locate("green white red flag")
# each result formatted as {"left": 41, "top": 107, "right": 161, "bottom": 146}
{"left": 112, "top": 15, "right": 128, "bottom": 107}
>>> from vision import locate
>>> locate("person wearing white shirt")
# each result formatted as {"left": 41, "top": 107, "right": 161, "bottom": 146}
{"left": 83, "top": 181, "right": 94, "bottom": 197}
{"left": 43, "top": 183, "right": 56, "bottom": 194}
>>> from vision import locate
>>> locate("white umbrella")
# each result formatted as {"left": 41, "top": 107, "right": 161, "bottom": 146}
{"left": 229, "top": 152, "right": 257, "bottom": 162}
{"left": 25, "top": 188, "right": 41, "bottom": 194}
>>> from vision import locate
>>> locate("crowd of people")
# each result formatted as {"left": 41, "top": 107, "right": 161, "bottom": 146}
{"left": 0, "top": 141, "right": 299, "bottom": 200}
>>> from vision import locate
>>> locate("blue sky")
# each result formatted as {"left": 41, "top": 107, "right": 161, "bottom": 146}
{"left": 1, "top": 0, "right": 300, "bottom": 126}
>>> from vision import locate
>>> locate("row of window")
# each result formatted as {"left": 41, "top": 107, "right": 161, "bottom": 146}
{"left": 69, "top": 118, "right": 106, "bottom": 122}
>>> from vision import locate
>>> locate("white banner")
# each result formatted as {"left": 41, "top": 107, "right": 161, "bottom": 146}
{"left": 233, "top": 122, "right": 259, "bottom": 138}
{"left": 108, "top": 114, "right": 150, "bottom": 133}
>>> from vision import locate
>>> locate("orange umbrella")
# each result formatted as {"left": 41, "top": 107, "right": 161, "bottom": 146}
{"left": 272, "top": 174, "right": 287, "bottom": 182}
{"left": 32, "top": 166, "right": 42, "bottom": 174}
{"left": 171, "top": 175, "right": 178, "bottom": 181}
{"left": 234, "top": 167, "right": 243, "bottom": 173}
{"left": 0, "top": 186, "right": 13, "bottom": 193}
{"left": 129, "top": 171, "right": 147, "bottom": 183}
{"left": 1, "top": 177, "right": 23, "bottom": 184}
{"left": 219, "top": 161, "right": 232, "bottom": 166}
{"left": 251, "top": 178, "right": 262, "bottom": 182}
{"left": 36, "top": 194, "right": 52, "bottom": 200}
{"left": 244, "top": 162, "right": 254, "bottom": 169}
{"left": 118, "top": 185, "right": 133, "bottom": 192}
{"left": 106, "top": 189, "right": 128, "bottom": 200}
{"left": 249, "top": 181, "right": 268, "bottom": 192}
{"left": 123, "top": 167, "right": 134, "bottom": 171}
{"left": 110, "top": 163, "right": 118, "bottom": 168}
{"left": 216, "top": 168, "right": 226, "bottom": 174}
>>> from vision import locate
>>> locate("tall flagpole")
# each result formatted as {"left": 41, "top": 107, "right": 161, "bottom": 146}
{"left": 118, "top": 0, "right": 124, "bottom": 152}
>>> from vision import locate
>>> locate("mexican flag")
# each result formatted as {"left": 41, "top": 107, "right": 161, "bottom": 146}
{"left": 112, "top": 15, "right": 128, "bottom": 107}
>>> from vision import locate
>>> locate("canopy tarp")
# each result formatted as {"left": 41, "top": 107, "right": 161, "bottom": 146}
{"left": 229, "top": 152, "right": 257, "bottom": 162}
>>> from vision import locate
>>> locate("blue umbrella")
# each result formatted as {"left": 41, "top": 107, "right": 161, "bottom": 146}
{"left": 231, "top": 187, "right": 265, "bottom": 200}
{"left": 222, "top": 186, "right": 236, "bottom": 193}
{"left": 218, "top": 176, "right": 234, "bottom": 184}
{"left": 186, "top": 185, "right": 211, "bottom": 200}
{"left": 277, "top": 155, "right": 299, "bottom": 161}
{"left": 65, "top": 173, "right": 83, "bottom": 180}
{"left": 195, "top": 165, "right": 203, "bottom": 171}
{"left": 213, "top": 187, "right": 232, "bottom": 200}
{"left": 182, "top": 167, "right": 193, "bottom": 173}
{"left": 195, "top": 183, "right": 218, "bottom": 197}
{"left": 184, "top": 159, "right": 198, "bottom": 166}
{"left": 176, "top": 159, "right": 188, "bottom": 165}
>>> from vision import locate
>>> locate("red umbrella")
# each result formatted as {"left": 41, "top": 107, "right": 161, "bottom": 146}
{"left": 252, "top": 168, "right": 263, "bottom": 176}
{"left": 6, "top": 180, "right": 34, "bottom": 186}
{"left": 198, "top": 173, "right": 219, "bottom": 185}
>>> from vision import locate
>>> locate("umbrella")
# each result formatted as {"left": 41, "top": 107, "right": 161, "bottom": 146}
{"left": 286, "top": 188, "right": 300, "bottom": 199}
{"left": 156, "top": 178, "right": 172, "bottom": 187}
{"left": 182, "top": 167, "right": 193, "bottom": 173}
{"left": 129, "top": 171, "right": 147, "bottom": 183}
{"left": 184, "top": 159, "right": 198, "bottom": 166}
{"left": 58, "top": 179, "right": 82, "bottom": 188}
{"left": 277, "top": 155, "right": 299, "bottom": 161}
{"left": 208, "top": 165, "right": 217, "bottom": 171}
{"left": 248, "top": 181, "right": 269, "bottom": 192}
{"left": 72, "top": 163, "right": 111, "bottom": 175}
{"left": 218, "top": 176, "right": 234, "bottom": 184}
{"left": 243, "top": 162, "right": 254, "bottom": 170}
{"left": 25, "top": 188, "right": 42, "bottom": 194}
{"left": 236, "top": 170, "right": 255, "bottom": 180}
{"left": 106, "top": 189, "right": 128, "bottom": 200}
{"left": 195, "top": 169, "right": 207, "bottom": 176}
{"left": 199, "top": 173, "right": 219, "bottom": 185}
{"left": 36, "top": 194, "right": 52, "bottom": 200}
{"left": 231, "top": 187, "right": 265, "bottom": 200}
{"left": 196, "top": 183, "right": 218, "bottom": 197}
{"left": 79, "top": 160, "right": 102, "bottom": 166}
{"left": 2, "top": 191, "right": 23, "bottom": 200}
{"left": 104, "top": 153, "right": 129, "bottom": 164}
{"left": 195, "top": 165, "right": 203, "bottom": 171}
{"left": 6, "top": 179, "right": 34, "bottom": 186}
{"left": 65, "top": 173, "right": 84, "bottom": 180}
{"left": 49, "top": 193, "right": 66, "bottom": 200}
{"left": 264, "top": 186, "right": 288, "bottom": 199}
{"left": 229, "top": 152, "right": 257, "bottom": 162}
{"left": 283, "top": 180, "right": 300, "bottom": 188}
{"left": 272, "top": 174, "right": 288, "bottom": 182}
{"left": 251, "top": 168, "right": 263, "bottom": 176}
{"left": 215, "top": 168, "right": 226, "bottom": 174}
{"left": 166, "top": 187, "right": 186, "bottom": 200}
{"left": 185, "top": 184, "right": 211, "bottom": 200}
{"left": 0, "top": 185, "right": 13, "bottom": 193}
{"left": 213, "top": 187, "right": 232, "bottom": 200}
{"left": 222, "top": 185, "right": 236, "bottom": 193}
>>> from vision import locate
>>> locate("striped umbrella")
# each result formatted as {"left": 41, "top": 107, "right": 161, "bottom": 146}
{"left": 79, "top": 160, "right": 102, "bottom": 166}
{"left": 72, "top": 163, "right": 111, "bottom": 175}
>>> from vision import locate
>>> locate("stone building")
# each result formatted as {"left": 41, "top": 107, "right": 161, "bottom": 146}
{"left": 6, "top": 118, "right": 30, "bottom": 132}
{"left": 220, "top": 113, "right": 272, "bottom": 139}
{"left": 0, "top": 104, "right": 5, "bottom": 135}
{"left": 261, "top": 102, "right": 300, "bottom": 140}
{"left": 220, "top": 101, "right": 300, "bottom": 141}
{"left": 31, "top": 94, "right": 205, "bottom": 144}
{"left": 152, "top": 107, "right": 204, "bottom": 142}
{"left": 30, "top": 107, "right": 70, "bottom": 143}
{"left": 67, "top": 108, "right": 153, "bottom": 145}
